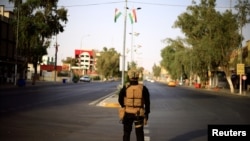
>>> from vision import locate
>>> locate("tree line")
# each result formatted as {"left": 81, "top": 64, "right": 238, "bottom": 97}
{"left": 157, "top": 0, "right": 250, "bottom": 93}
{"left": 62, "top": 47, "right": 145, "bottom": 83}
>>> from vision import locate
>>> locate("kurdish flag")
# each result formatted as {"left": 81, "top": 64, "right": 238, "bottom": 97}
{"left": 114, "top": 8, "right": 122, "bottom": 23}
{"left": 129, "top": 9, "right": 137, "bottom": 24}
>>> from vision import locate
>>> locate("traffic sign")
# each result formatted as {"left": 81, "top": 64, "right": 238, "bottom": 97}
{"left": 237, "top": 64, "right": 245, "bottom": 75}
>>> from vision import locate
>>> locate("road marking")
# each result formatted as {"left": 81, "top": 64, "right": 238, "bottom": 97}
{"left": 144, "top": 136, "right": 150, "bottom": 141}
{"left": 88, "top": 91, "right": 117, "bottom": 105}
{"left": 144, "top": 129, "right": 150, "bottom": 134}
{"left": 144, "top": 123, "right": 150, "bottom": 141}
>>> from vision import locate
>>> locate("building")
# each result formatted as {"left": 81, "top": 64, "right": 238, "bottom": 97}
{"left": 73, "top": 49, "right": 99, "bottom": 76}
{"left": 0, "top": 5, "right": 65, "bottom": 84}
{"left": 0, "top": 5, "right": 26, "bottom": 85}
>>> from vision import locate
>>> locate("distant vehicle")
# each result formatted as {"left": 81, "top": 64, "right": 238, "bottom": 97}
{"left": 146, "top": 78, "right": 153, "bottom": 82}
{"left": 79, "top": 76, "right": 91, "bottom": 82}
{"left": 167, "top": 81, "right": 176, "bottom": 87}
{"left": 108, "top": 77, "right": 114, "bottom": 81}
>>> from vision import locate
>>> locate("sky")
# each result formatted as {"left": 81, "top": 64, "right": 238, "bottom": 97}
{"left": 1, "top": 0, "right": 250, "bottom": 72}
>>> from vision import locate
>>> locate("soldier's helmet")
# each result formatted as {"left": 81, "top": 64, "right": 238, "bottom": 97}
{"left": 127, "top": 68, "right": 140, "bottom": 80}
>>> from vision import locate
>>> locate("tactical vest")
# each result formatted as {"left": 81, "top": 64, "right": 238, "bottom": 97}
{"left": 124, "top": 85, "right": 144, "bottom": 116}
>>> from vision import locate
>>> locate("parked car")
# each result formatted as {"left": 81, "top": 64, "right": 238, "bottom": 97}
{"left": 167, "top": 81, "right": 176, "bottom": 87}
{"left": 79, "top": 76, "right": 91, "bottom": 82}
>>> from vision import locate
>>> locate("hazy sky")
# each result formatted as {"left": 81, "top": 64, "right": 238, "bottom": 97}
{"left": 1, "top": 0, "right": 250, "bottom": 71}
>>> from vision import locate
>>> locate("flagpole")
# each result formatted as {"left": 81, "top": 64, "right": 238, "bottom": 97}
{"left": 121, "top": 0, "right": 128, "bottom": 86}
{"left": 131, "top": 23, "right": 134, "bottom": 62}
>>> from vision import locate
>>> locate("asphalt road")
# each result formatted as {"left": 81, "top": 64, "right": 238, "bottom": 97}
{"left": 1, "top": 81, "right": 250, "bottom": 141}
{"left": 145, "top": 82, "right": 250, "bottom": 141}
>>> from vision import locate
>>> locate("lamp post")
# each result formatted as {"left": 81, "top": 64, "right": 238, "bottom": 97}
{"left": 129, "top": 32, "right": 140, "bottom": 62}
{"left": 128, "top": 7, "right": 141, "bottom": 63}
{"left": 54, "top": 35, "right": 59, "bottom": 82}
{"left": 121, "top": 2, "right": 141, "bottom": 86}
{"left": 14, "top": 2, "right": 20, "bottom": 86}
{"left": 121, "top": 0, "right": 128, "bottom": 86}
{"left": 237, "top": 1, "right": 245, "bottom": 95}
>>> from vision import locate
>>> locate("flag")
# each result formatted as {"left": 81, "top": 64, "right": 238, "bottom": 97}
{"left": 129, "top": 9, "right": 137, "bottom": 24}
{"left": 114, "top": 8, "right": 122, "bottom": 23}
{"left": 132, "top": 9, "right": 137, "bottom": 23}
{"left": 128, "top": 12, "right": 134, "bottom": 24}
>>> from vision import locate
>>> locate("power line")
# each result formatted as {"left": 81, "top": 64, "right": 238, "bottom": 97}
{"left": 60, "top": 1, "right": 124, "bottom": 8}
{"left": 60, "top": 1, "right": 233, "bottom": 9}
{"left": 3, "top": 1, "right": 236, "bottom": 9}
{"left": 2, "top": 1, "right": 125, "bottom": 9}
{"left": 128, "top": 1, "right": 235, "bottom": 9}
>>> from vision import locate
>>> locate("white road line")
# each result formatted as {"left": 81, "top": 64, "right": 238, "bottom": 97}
{"left": 144, "top": 136, "right": 150, "bottom": 141}
{"left": 144, "top": 129, "right": 150, "bottom": 134}
{"left": 144, "top": 124, "right": 150, "bottom": 141}
{"left": 88, "top": 91, "right": 117, "bottom": 105}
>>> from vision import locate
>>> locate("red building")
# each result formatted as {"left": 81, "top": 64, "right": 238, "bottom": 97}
{"left": 74, "top": 49, "right": 98, "bottom": 75}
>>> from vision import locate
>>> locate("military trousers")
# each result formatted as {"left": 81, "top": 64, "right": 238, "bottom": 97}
{"left": 122, "top": 113, "right": 144, "bottom": 141}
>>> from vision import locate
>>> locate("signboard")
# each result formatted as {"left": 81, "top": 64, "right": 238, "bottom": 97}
{"left": 237, "top": 63, "right": 245, "bottom": 75}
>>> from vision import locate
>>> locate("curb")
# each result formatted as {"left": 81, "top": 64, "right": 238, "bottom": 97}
{"left": 97, "top": 93, "right": 120, "bottom": 108}
{"left": 98, "top": 102, "right": 120, "bottom": 108}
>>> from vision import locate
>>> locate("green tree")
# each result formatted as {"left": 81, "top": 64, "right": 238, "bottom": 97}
{"left": 160, "top": 38, "right": 188, "bottom": 80}
{"left": 174, "top": 0, "right": 241, "bottom": 92}
{"left": 235, "top": 0, "right": 250, "bottom": 29}
{"left": 96, "top": 47, "right": 120, "bottom": 80}
{"left": 62, "top": 57, "right": 76, "bottom": 66}
{"left": 10, "top": 0, "right": 68, "bottom": 84}
{"left": 152, "top": 64, "right": 161, "bottom": 79}
{"left": 128, "top": 61, "right": 137, "bottom": 70}
{"left": 235, "top": 0, "right": 250, "bottom": 64}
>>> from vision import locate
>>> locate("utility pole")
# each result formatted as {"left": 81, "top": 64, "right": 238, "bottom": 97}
{"left": 14, "top": 2, "right": 20, "bottom": 86}
{"left": 239, "top": 1, "right": 244, "bottom": 95}
{"left": 121, "top": 0, "right": 128, "bottom": 86}
{"left": 54, "top": 35, "right": 59, "bottom": 82}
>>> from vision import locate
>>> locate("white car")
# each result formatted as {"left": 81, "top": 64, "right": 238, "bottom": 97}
{"left": 79, "top": 76, "right": 91, "bottom": 82}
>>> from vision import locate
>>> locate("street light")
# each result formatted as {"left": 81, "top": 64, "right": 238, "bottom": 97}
{"left": 121, "top": 0, "right": 128, "bottom": 86}
{"left": 54, "top": 35, "right": 59, "bottom": 82}
{"left": 14, "top": 2, "right": 20, "bottom": 86}
{"left": 121, "top": 2, "right": 141, "bottom": 86}
{"left": 128, "top": 7, "right": 141, "bottom": 63}
{"left": 129, "top": 32, "right": 140, "bottom": 62}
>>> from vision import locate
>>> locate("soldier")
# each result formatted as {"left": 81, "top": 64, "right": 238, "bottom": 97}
{"left": 118, "top": 68, "right": 150, "bottom": 141}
